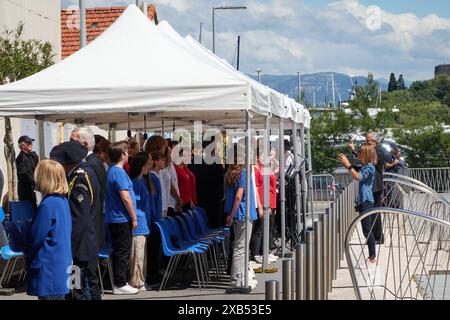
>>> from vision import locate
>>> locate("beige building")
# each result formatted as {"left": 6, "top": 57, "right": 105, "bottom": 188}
{"left": 0, "top": 0, "right": 61, "bottom": 199}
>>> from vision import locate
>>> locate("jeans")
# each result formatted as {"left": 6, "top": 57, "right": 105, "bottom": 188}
{"left": 231, "top": 220, "right": 253, "bottom": 282}
{"left": 250, "top": 218, "right": 263, "bottom": 259}
{"left": 372, "top": 191, "right": 384, "bottom": 242}
{"left": 108, "top": 222, "right": 132, "bottom": 288}
{"left": 69, "top": 259, "right": 102, "bottom": 300}
{"left": 358, "top": 202, "right": 376, "bottom": 258}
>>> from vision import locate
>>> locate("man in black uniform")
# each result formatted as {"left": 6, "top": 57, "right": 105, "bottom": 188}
{"left": 50, "top": 140, "right": 101, "bottom": 300}
{"left": 15, "top": 136, "right": 39, "bottom": 209}
{"left": 70, "top": 127, "right": 107, "bottom": 248}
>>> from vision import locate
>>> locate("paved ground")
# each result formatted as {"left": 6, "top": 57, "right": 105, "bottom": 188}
{"left": 0, "top": 254, "right": 358, "bottom": 301}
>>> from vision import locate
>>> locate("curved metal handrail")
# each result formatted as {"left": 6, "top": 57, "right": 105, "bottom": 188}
{"left": 345, "top": 208, "right": 450, "bottom": 300}
{"left": 384, "top": 178, "right": 450, "bottom": 207}
{"left": 384, "top": 172, "right": 438, "bottom": 194}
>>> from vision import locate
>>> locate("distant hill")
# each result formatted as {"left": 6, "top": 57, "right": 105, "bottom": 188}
{"left": 247, "top": 72, "right": 411, "bottom": 106}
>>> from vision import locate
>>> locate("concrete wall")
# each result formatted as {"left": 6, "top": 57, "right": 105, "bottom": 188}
{"left": 0, "top": 0, "right": 61, "bottom": 61}
{"left": 0, "top": 0, "right": 62, "bottom": 200}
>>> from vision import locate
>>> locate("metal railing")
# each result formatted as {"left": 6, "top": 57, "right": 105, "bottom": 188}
{"left": 311, "top": 174, "right": 336, "bottom": 215}
{"left": 270, "top": 180, "right": 359, "bottom": 300}
{"left": 268, "top": 170, "right": 449, "bottom": 300}
{"left": 345, "top": 208, "right": 450, "bottom": 300}
{"left": 409, "top": 168, "right": 450, "bottom": 193}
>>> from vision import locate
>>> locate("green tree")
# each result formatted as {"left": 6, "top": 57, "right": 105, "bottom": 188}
{"left": 310, "top": 72, "right": 449, "bottom": 173}
{"left": 0, "top": 23, "right": 55, "bottom": 200}
{"left": 397, "top": 74, "right": 406, "bottom": 90}
{"left": 388, "top": 73, "right": 397, "bottom": 92}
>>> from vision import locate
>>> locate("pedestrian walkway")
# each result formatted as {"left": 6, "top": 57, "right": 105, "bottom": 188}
{"left": 0, "top": 254, "right": 359, "bottom": 300}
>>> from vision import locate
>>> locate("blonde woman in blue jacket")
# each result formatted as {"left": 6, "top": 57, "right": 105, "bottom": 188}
{"left": 25, "top": 160, "right": 72, "bottom": 300}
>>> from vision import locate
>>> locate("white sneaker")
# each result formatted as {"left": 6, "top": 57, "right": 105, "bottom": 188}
{"left": 248, "top": 279, "right": 258, "bottom": 290}
{"left": 254, "top": 255, "right": 263, "bottom": 263}
{"left": 138, "top": 285, "right": 147, "bottom": 292}
{"left": 269, "top": 254, "right": 279, "bottom": 262}
{"left": 249, "top": 261, "right": 262, "bottom": 268}
{"left": 113, "top": 284, "right": 139, "bottom": 295}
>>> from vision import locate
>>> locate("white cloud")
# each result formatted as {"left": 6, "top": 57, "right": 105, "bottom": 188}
{"left": 60, "top": 0, "right": 450, "bottom": 80}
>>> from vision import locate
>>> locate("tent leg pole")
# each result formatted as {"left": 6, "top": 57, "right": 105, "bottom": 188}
{"left": 263, "top": 116, "right": 270, "bottom": 271}
{"left": 306, "top": 128, "right": 314, "bottom": 219}
{"left": 36, "top": 118, "right": 45, "bottom": 160}
{"left": 244, "top": 110, "right": 252, "bottom": 289}
{"left": 292, "top": 121, "right": 303, "bottom": 241}
{"left": 300, "top": 124, "right": 309, "bottom": 226}
{"left": 279, "top": 117, "right": 286, "bottom": 257}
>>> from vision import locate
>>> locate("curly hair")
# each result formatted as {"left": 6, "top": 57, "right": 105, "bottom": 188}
{"left": 225, "top": 164, "right": 245, "bottom": 188}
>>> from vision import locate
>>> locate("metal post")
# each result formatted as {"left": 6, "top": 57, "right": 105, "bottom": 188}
{"left": 300, "top": 124, "right": 308, "bottom": 226}
{"left": 244, "top": 111, "right": 251, "bottom": 288}
{"left": 79, "top": 0, "right": 87, "bottom": 48}
{"left": 263, "top": 116, "right": 270, "bottom": 271}
{"left": 237, "top": 35, "right": 241, "bottom": 71}
{"left": 199, "top": 22, "right": 203, "bottom": 43}
{"left": 314, "top": 219, "right": 324, "bottom": 300}
{"left": 265, "top": 281, "right": 279, "bottom": 300}
{"left": 295, "top": 243, "right": 306, "bottom": 300}
{"left": 279, "top": 118, "right": 286, "bottom": 257}
{"left": 212, "top": 8, "right": 215, "bottom": 53}
{"left": 307, "top": 128, "right": 314, "bottom": 217}
{"left": 331, "top": 202, "right": 337, "bottom": 281}
{"left": 282, "top": 259, "right": 293, "bottom": 300}
{"left": 340, "top": 192, "right": 345, "bottom": 261}
{"left": 36, "top": 118, "right": 45, "bottom": 160}
{"left": 323, "top": 210, "right": 329, "bottom": 299}
{"left": 327, "top": 206, "right": 333, "bottom": 292}
{"left": 305, "top": 230, "right": 315, "bottom": 300}
{"left": 292, "top": 122, "right": 303, "bottom": 238}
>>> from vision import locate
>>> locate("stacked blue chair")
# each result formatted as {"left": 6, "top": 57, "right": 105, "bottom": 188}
{"left": 171, "top": 215, "right": 217, "bottom": 281}
{"left": 181, "top": 211, "right": 225, "bottom": 278}
{"left": 0, "top": 207, "right": 25, "bottom": 289}
{"left": 155, "top": 219, "right": 208, "bottom": 290}
{"left": 187, "top": 208, "right": 229, "bottom": 274}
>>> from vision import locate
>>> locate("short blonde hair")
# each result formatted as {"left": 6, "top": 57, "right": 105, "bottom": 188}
{"left": 359, "top": 143, "right": 377, "bottom": 165}
{"left": 35, "top": 160, "right": 69, "bottom": 196}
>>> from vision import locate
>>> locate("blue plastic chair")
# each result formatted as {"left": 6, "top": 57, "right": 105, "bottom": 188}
{"left": 9, "top": 201, "right": 33, "bottom": 225}
{"left": 0, "top": 207, "right": 25, "bottom": 289}
{"left": 97, "top": 224, "right": 114, "bottom": 294}
{"left": 193, "top": 207, "right": 230, "bottom": 235}
{"left": 155, "top": 219, "right": 207, "bottom": 290}
{"left": 181, "top": 212, "right": 224, "bottom": 277}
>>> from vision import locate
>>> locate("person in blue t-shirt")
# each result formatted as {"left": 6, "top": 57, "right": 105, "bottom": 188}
{"left": 105, "top": 141, "right": 139, "bottom": 295}
{"left": 129, "top": 152, "right": 153, "bottom": 291}
{"left": 339, "top": 143, "right": 377, "bottom": 263}
{"left": 224, "top": 162, "right": 262, "bottom": 287}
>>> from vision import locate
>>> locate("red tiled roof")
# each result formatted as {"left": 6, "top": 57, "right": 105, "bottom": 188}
{"left": 61, "top": 6, "right": 156, "bottom": 59}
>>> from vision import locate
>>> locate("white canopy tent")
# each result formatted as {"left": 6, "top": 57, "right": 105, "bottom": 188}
{"left": 0, "top": 4, "right": 313, "bottom": 290}
{"left": 0, "top": 5, "right": 309, "bottom": 130}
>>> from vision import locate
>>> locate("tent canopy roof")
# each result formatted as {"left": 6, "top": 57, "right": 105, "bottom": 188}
{"left": 0, "top": 4, "right": 310, "bottom": 129}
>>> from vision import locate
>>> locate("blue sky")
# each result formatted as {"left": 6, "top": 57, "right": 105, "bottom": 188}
{"left": 61, "top": 0, "right": 450, "bottom": 80}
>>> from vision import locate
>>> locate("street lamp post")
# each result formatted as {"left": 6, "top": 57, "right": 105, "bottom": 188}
{"left": 212, "top": 5, "right": 247, "bottom": 54}
{"left": 256, "top": 69, "right": 262, "bottom": 83}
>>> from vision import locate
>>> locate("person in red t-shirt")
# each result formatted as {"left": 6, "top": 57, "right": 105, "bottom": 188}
{"left": 250, "top": 148, "right": 278, "bottom": 262}
{"left": 174, "top": 146, "right": 196, "bottom": 212}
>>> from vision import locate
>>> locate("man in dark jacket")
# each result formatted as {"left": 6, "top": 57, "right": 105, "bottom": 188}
{"left": 50, "top": 140, "right": 101, "bottom": 300}
{"left": 71, "top": 127, "right": 106, "bottom": 248}
{"left": 15, "top": 136, "right": 39, "bottom": 209}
